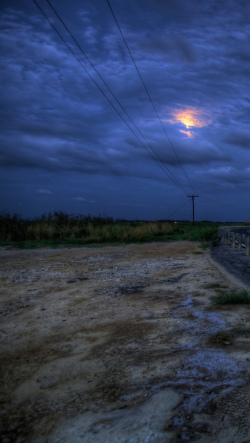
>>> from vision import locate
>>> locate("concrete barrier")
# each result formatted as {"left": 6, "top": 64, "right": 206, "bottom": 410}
{"left": 218, "top": 226, "right": 250, "bottom": 256}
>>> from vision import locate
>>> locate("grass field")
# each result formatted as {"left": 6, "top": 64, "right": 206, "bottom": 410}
{"left": 0, "top": 212, "right": 246, "bottom": 248}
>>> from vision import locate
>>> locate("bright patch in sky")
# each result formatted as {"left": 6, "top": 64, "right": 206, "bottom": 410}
{"left": 168, "top": 107, "right": 211, "bottom": 137}
{"left": 179, "top": 129, "right": 192, "bottom": 137}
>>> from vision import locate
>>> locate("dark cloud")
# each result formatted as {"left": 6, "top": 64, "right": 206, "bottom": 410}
{"left": 196, "top": 166, "right": 250, "bottom": 188}
{"left": 0, "top": 0, "right": 249, "bottom": 221}
{"left": 38, "top": 189, "right": 52, "bottom": 194}
{"left": 224, "top": 130, "right": 250, "bottom": 149}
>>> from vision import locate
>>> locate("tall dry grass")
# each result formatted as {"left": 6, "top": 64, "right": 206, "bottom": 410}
{"left": 0, "top": 212, "right": 223, "bottom": 246}
{"left": 0, "top": 213, "right": 173, "bottom": 243}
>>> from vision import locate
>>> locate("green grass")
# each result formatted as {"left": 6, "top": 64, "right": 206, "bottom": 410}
{"left": 211, "top": 289, "right": 250, "bottom": 305}
{"left": 0, "top": 212, "right": 230, "bottom": 248}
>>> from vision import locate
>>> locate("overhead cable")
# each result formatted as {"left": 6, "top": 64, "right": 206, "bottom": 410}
{"left": 200, "top": 197, "right": 244, "bottom": 211}
{"left": 166, "top": 199, "right": 190, "bottom": 220}
{"left": 44, "top": 0, "right": 187, "bottom": 194}
{"left": 106, "top": 0, "right": 196, "bottom": 194}
{"left": 33, "top": 0, "right": 187, "bottom": 194}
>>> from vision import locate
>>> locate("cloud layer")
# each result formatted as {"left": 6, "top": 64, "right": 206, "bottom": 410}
{"left": 0, "top": 0, "right": 250, "bottom": 221}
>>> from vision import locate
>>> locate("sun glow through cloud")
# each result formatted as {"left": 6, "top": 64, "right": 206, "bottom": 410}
{"left": 179, "top": 129, "right": 192, "bottom": 137}
{"left": 167, "top": 107, "right": 211, "bottom": 137}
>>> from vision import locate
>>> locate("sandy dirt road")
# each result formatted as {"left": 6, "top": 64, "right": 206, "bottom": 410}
{"left": 0, "top": 241, "right": 250, "bottom": 442}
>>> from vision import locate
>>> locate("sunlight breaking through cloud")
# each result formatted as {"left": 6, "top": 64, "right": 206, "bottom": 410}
{"left": 167, "top": 107, "right": 212, "bottom": 137}
{"left": 180, "top": 129, "right": 193, "bottom": 137}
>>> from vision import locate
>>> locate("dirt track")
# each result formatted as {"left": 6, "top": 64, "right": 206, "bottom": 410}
{"left": 0, "top": 242, "right": 250, "bottom": 442}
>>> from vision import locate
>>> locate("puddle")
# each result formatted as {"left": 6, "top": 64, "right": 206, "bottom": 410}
{"left": 164, "top": 293, "right": 247, "bottom": 431}
{"left": 169, "top": 294, "right": 225, "bottom": 349}
{"left": 172, "top": 347, "right": 245, "bottom": 418}
{"left": 49, "top": 389, "right": 182, "bottom": 442}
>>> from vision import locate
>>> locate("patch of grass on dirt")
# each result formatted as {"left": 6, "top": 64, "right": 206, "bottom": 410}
{"left": 204, "top": 283, "right": 228, "bottom": 290}
{"left": 208, "top": 327, "right": 250, "bottom": 347}
{"left": 231, "top": 328, "right": 250, "bottom": 336}
{"left": 207, "top": 330, "right": 232, "bottom": 346}
{"left": 210, "top": 289, "right": 250, "bottom": 305}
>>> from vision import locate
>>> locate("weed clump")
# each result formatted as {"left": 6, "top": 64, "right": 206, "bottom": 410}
{"left": 211, "top": 289, "right": 250, "bottom": 305}
{"left": 207, "top": 330, "right": 232, "bottom": 346}
{"left": 208, "top": 327, "right": 250, "bottom": 347}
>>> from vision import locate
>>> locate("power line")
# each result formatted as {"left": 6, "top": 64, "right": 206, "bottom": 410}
{"left": 44, "top": 0, "right": 187, "bottom": 194}
{"left": 166, "top": 199, "right": 190, "bottom": 220}
{"left": 33, "top": 0, "right": 187, "bottom": 194}
{"left": 201, "top": 196, "right": 241, "bottom": 208}
{"left": 106, "top": 0, "right": 196, "bottom": 193}
{"left": 32, "top": 1, "right": 127, "bottom": 127}
{"left": 200, "top": 197, "right": 244, "bottom": 211}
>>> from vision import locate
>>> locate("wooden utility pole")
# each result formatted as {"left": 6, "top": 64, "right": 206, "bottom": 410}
{"left": 187, "top": 195, "right": 199, "bottom": 224}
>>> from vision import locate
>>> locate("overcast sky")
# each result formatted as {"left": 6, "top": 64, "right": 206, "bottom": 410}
{"left": 1, "top": 0, "right": 250, "bottom": 221}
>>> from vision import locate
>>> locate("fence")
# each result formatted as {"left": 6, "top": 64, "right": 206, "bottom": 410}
{"left": 218, "top": 226, "right": 250, "bottom": 256}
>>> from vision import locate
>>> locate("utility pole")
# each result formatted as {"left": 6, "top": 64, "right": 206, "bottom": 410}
{"left": 187, "top": 195, "right": 199, "bottom": 224}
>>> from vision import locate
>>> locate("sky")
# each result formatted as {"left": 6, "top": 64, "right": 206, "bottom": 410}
{"left": 0, "top": 0, "right": 250, "bottom": 222}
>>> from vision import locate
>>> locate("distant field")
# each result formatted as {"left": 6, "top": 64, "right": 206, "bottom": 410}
{"left": 0, "top": 212, "right": 248, "bottom": 248}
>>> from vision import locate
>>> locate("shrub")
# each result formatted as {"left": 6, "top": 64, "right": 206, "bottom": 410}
{"left": 211, "top": 289, "right": 250, "bottom": 305}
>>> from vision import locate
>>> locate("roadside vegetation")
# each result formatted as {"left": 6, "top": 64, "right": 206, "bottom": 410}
{"left": 211, "top": 289, "right": 250, "bottom": 305}
{"left": 0, "top": 212, "right": 239, "bottom": 248}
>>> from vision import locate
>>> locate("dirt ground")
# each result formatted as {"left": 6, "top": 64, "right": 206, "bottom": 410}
{"left": 0, "top": 241, "right": 250, "bottom": 443}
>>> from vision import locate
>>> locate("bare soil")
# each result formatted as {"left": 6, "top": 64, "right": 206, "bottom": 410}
{"left": 0, "top": 241, "right": 250, "bottom": 442}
